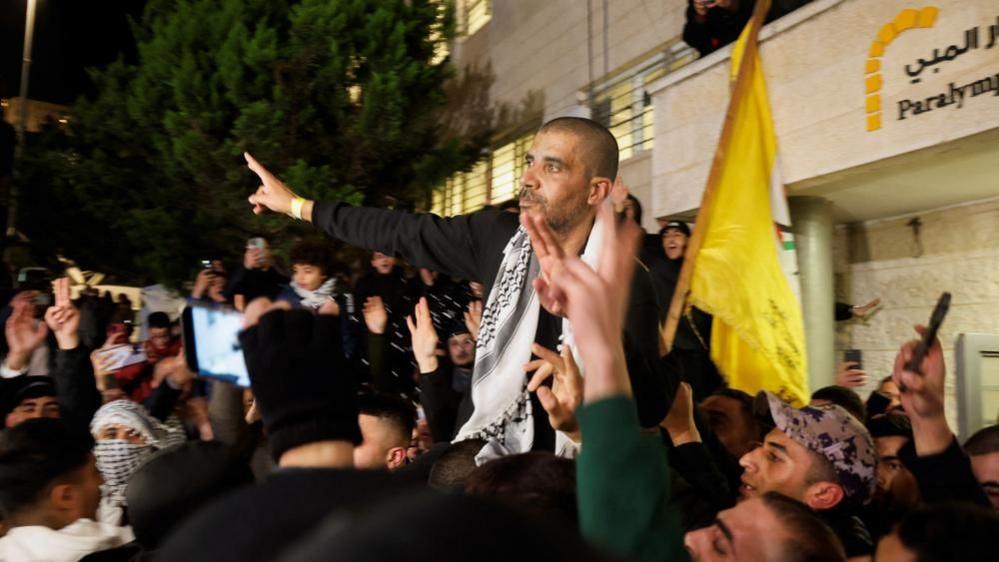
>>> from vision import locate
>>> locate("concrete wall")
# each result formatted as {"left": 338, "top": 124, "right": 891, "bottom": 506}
{"left": 649, "top": 0, "right": 999, "bottom": 218}
{"left": 833, "top": 196, "right": 999, "bottom": 427}
{"left": 453, "top": 0, "right": 687, "bottom": 123}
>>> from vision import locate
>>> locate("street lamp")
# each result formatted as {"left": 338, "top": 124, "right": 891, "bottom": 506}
{"left": 8, "top": 0, "right": 39, "bottom": 238}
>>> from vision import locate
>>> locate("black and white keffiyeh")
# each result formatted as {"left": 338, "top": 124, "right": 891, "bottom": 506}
{"left": 90, "top": 400, "right": 186, "bottom": 524}
{"left": 454, "top": 216, "right": 605, "bottom": 461}
{"left": 291, "top": 278, "right": 337, "bottom": 310}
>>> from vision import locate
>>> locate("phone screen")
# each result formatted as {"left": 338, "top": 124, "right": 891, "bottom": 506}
{"left": 182, "top": 305, "right": 251, "bottom": 387}
{"left": 844, "top": 349, "right": 863, "bottom": 370}
{"left": 94, "top": 344, "right": 147, "bottom": 371}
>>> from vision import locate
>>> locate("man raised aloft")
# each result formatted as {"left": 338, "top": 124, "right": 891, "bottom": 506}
{"left": 244, "top": 117, "right": 670, "bottom": 457}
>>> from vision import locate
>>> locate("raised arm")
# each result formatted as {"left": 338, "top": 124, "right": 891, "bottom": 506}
{"left": 44, "top": 278, "right": 101, "bottom": 430}
{"left": 244, "top": 152, "right": 514, "bottom": 282}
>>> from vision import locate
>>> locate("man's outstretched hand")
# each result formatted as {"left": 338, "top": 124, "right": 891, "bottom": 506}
{"left": 245, "top": 153, "right": 311, "bottom": 220}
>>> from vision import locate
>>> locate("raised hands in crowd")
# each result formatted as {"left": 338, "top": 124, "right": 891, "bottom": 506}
{"left": 2, "top": 164, "right": 997, "bottom": 562}
{"left": 406, "top": 297, "right": 439, "bottom": 375}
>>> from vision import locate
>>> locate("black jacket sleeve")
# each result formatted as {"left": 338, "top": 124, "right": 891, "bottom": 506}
{"left": 144, "top": 382, "right": 182, "bottom": 422}
{"left": 626, "top": 262, "right": 672, "bottom": 428}
{"left": 834, "top": 302, "right": 854, "bottom": 322}
{"left": 417, "top": 367, "right": 460, "bottom": 443}
{"left": 898, "top": 437, "right": 991, "bottom": 508}
{"left": 51, "top": 346, "right": 102, "bottom": 431}
{"left": 366, "top": 333, "right": 393, "bottom": 395}
{"left": 311, "top": 203, "right": 517, "bottom": 284}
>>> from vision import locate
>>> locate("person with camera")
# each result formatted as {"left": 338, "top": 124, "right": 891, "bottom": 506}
{"left": 225, "top": 237, "right": 288, "bottom": 312}
{"left": 190, "top": 259, "right": 229, "bottom": 308}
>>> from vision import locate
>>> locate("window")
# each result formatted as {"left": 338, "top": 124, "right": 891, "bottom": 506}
{"left": 431, "top": 132, "right": 534, "bottom": 216}
{"left": 591, "top": 42, "right": 697, "bottom": 161}
{"left": 428, "top": 0, "right": 450, "bottom": 65}
{"left": 460, "top": 0, "right": 491, "bottom": 37}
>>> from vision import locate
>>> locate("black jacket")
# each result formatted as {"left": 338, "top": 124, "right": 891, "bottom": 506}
{"left": 312, "top": 202, "right": 672, "bottom": 427}
{"left": 899, "top": 436, "right": 991, "bottom": 508}
{"left": 418, "top": 365, "right": 474, "bottom": 442}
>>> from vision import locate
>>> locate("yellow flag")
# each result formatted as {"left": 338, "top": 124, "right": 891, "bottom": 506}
{"left": 681, "top": 0, "right": 809, "bottom": 405}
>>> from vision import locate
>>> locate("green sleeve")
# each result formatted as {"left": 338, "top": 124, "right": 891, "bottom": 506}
{"left": 577, "top": 396, "right": 689, "bottom": 562}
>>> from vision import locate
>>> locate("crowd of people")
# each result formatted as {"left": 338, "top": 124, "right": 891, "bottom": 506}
{"left": 0, "top": 116, "right": 996, "bottom": 562}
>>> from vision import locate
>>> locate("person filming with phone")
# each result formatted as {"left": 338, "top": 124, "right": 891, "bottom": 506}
{"left": 225, "top": 237, "right": 288, "bottom": 312}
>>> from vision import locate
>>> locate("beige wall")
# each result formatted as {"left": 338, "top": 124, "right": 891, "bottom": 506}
{"left": 453, "top": 0, "right": 687, "bottom": 123}
{"left": 649, "top": 0, "right": 999, "bottom": 218}
{"left": 833, "top": 196, "right": 999, "bottom": 427}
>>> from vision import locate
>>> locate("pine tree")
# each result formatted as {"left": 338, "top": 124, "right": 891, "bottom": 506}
{"left": 21, "top": 0, "right": 487, "bottom": 286}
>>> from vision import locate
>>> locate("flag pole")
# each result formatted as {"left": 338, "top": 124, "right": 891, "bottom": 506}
{"left": 660, "top": 0, "right": 772, "bottom": 354}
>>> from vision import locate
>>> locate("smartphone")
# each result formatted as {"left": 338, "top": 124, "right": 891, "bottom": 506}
{"left": 247, "top": 237, "right": 266, "bottom": 250}
{"left": 94, "top": 344, "right": 148, "bottom": 372}
{"left": 844, "top": 349, "right": 863, "bottom": 370}
{"left": 904, "top": 291, "right": 951, "bottom": 374}
{"left": 201, "top": 259, "right": 213, "bottom": 270}
{"left": 181, "top": 304, "right": 251, "bottom": 388}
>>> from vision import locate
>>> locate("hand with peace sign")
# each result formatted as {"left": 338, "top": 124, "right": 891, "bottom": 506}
{"left": 244, "top": 152, "right": 314, "bottom": 221}
{"left": 44, "top": 277, "right": 80, "bottom": 350}
{"left": 525, "top": 343, "right": 583, "bottom": 442}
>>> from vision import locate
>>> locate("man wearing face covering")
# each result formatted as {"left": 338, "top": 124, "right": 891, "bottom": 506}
{"left": 89, "top": 400, "right": 186, "bottom": 525}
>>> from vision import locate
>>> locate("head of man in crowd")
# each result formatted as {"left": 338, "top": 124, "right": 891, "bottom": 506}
{"left": 866, "top": 412, "right": 919, "bottom": 509}
{"left": 354, "top": 393, "right": 416, "bottom": 471}
{"left": 683, "top": 492, "right": 846, "bottom": 562}
{"left": 700, "top": 388, "right": 761, "bottom": 460}
{"left": 964, "top": 425, "right": 999, "bottom": 509}
{"left": 446, "top": 325, "right": 476, "bottom": 369}
{"left": 660, "top": 221, "right": 691, "bottom": 260}
{"left": 146, "top": 311, "right": 175, "bottom": 355}
{"left": 876, "top": 375, "right": 902, "bottom": 412}
{"left": 810, "top": 385, "right": 866, "bottom": 422}
{"left": 622, "top": 194, "right": 643, "bottom": 224}
{"left": 1, "top": 376, "right": 60, "bottom": 428}
{"left": 0, "top": 419, "right": 102, "bottom": 531}
{"left": 875, "top": 503, "right": 999, "bottom": 562}
{"left": 519, "top": 117, "right": 618, "bottom": 238}
{"left": 370, "top": 251, "right": 397, "bottom": 276}
{"left": 126, "top": 441, "right": 253, "bottom": 550}
{"left": 739, "top": 392, "right": 876, "bottom": 512}
{"left": 465, "top": 452, "right": 578, "bottom": 530}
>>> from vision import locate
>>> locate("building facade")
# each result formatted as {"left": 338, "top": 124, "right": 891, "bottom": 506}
{"left": 444, "top": 0, "right": 999, "bottom": 433}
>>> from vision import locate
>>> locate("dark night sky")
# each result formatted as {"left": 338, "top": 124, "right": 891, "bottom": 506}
{"left": 1, "top": 0, "right": 146, "bottom": 105}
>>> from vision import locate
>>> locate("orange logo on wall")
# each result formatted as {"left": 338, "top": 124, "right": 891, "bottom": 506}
{"left": 865, "top": 7, "right": 940, "bottom": 131}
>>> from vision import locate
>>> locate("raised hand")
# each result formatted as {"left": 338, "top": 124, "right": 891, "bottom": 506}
{"left": 463, "top": 300, "right": 482, "bottom": 341}
{"left": 520, "top": 211, "right": 568, "bottom": 317}
{"left": 851, "top": 298, "right": 881, "bottom": 320}
{"left": 363, "top": 296, "right": 388, "bottom": 335}
{"left": 44, "top": 278, "right": 80, "bottom": 350}
{"left": 835, "top": 361, "right": 867, "bottom": 388}
{"left": 5, "top": 291, "right": 49, "bottom": 370}
{"left": 660, "top": 382, "right": 700, "bottom": 446}
{"left": 525, "top": 343, "right": 583, "bottom": 441}
{"left": 405, "top": 297, "right": 439, "bottom": 374}
{"left": 610, "top": 176, "right": 629, "bottom": 213}
{"left": 191, "top": 269, "right": 213, "bottom": 299}
{"left": 245, "top": 152, "right": 308, "bottom": 218}
{"left": 892, "top": 324, "right": 950, "bottom": 455}
{"left": 892, "top": 325, "right": 945, "bottom": 421}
